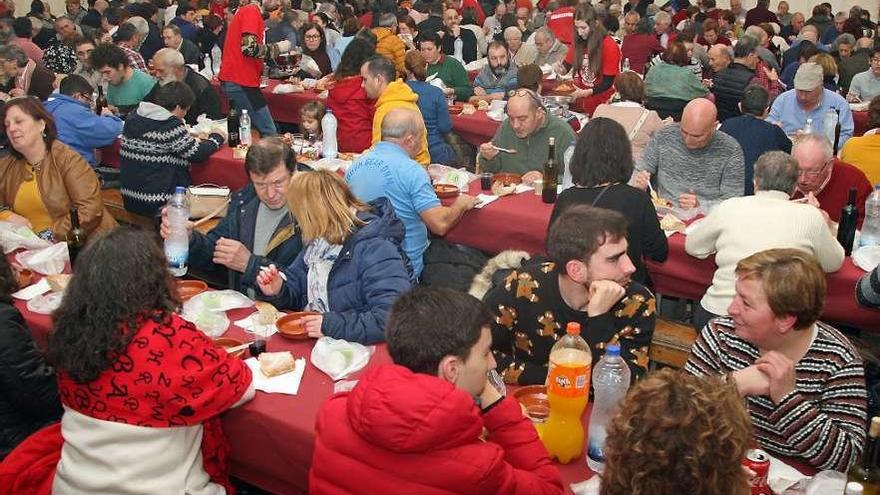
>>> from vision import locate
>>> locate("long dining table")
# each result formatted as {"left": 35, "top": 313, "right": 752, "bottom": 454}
{"left": 12, "top": 272, "right": 595, "bottom": 495}
{"left": 441, "top": 180, "right": 879, "bottom": 331}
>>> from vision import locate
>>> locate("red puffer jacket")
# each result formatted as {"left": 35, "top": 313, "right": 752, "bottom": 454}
{"left": 326, "top": 75, "right": 375, "bottom": 154}
{"left": 309, "top": 364, "right": 564, "bottom": 495}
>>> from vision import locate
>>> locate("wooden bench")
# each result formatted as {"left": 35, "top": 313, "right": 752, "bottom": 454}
{"left": 649, "top": 318, "right": 698, "bottom": 369}
{"left": 101, "top": 189, "right": 220, "bottom": 235}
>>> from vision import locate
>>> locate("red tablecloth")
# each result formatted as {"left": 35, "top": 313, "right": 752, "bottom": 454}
{"left": 450, "top": 110, "right": 502, "bottom": 148}
{"left": 100, "top": 140, "right": 251, "bottom": 191}
{"left": 211, "top": 79, "right": 322, "bottom": 125}
{"left": 442, "top": 180, "right": 879, "bottom": 331}
{"left": 854, "top": 110, "right": 869, "bottom": 137}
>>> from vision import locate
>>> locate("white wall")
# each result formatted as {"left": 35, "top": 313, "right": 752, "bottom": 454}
{"left": 715, "top": 1, "right": 879, "bottom": 17}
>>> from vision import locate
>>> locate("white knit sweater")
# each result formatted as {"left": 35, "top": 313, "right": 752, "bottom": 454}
{"left": 685, "top": 190, "right": 845, "bottom": 315}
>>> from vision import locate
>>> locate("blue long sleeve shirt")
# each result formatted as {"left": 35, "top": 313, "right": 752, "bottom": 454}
{"left": 43, "top": 94, "right": 123, "bottom": 167}
{"left": 767, "top": 88, "right": 854, "bottom": 147}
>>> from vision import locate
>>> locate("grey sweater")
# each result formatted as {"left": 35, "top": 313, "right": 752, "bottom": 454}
{"left": 636, "top": 125, "right": 745, "bottom": 208}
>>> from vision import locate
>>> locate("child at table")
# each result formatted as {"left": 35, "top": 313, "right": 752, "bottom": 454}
{"left": 300, "top": 101, "right": 326, "bottom": 145}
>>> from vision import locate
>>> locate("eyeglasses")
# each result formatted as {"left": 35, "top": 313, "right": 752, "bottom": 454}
{"left": 506, "top": 88, "right": 545, "bottom": 110}
{"left": 871, "top": 57, "right": 880, "bottom": 63}
{"left": 798, "top": 159, "right": 832, "bottom": 179}
{"left": 304, "top": 34, "right": 321, "bottom": 40}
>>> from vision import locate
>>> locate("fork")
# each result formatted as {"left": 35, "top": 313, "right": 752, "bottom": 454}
{"left": 491, "top": 144, "right": 518, "bottom": 154}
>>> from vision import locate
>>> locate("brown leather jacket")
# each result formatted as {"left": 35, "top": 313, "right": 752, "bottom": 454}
{"left": 0, "top": 140, "right": 117, "bottom": 238}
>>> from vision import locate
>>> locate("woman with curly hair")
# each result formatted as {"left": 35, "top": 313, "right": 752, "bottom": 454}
{"left": 0, "top": 253, "right": 61, "bottom": 460}
{"left": 0, "top": 227, "right": 254, "bottom": 493}
{"left": 598, "top": 369, "right": 752, "bottom": 495}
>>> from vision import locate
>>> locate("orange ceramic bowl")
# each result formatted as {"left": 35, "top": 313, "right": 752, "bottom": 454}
{"left": 14, "top": 268, "right": 33, "bottom": 290}
{"left": 276, "top": 311, "right": 320, "bottom": 339}
{"left": 433, "top": 183, "right": 460, "bottom": 199}
{"left": 492, "top": 172, "right": 522, "bottom": 186}
{"left": 513, "top": 385, "right": 550, "bottom": 423}
{"left": 176, "top": 279, "right": 208, "bottom": 301}
{"left": 214, "top": 337, "right": 247, "bottom": 359}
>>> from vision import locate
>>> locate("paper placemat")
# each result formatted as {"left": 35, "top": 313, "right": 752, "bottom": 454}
{"left": 245, "top": 356, "right": 306, "bottom": 395}
{"left": 12, "top": 278, "right": 50, "bottom": 300}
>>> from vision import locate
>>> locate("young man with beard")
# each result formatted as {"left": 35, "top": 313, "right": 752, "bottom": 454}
{"left": 484, "top": 205, "right": 656, "bottom": 386}
{"left": 473, "top": 41, "right": 518, "bottom": 100}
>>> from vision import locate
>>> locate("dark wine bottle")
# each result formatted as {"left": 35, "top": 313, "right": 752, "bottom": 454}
{"left": 847, "top": 416, "right": 880, "bottom": 495}
{"left": 66, "top": 207, "right": 87, "bottom": 266}
{"left": 837, "top": 187, "right": 859, "bottom": 256}
{"left": 833, "top": 109, "right": 842, "bottom": 155}
{"left": 227, "top": 104, "right": 240, "bottom": 147}
{"left": 95, "top": 85, "right": 107, "bottom": 115}
{"left": 542, "top": 137, "right": 558, "bottom": 204}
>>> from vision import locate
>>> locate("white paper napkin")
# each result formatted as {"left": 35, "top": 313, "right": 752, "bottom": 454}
{"left": 244, "top": 356, "right": 306, "bottom": 395}
{"left": 234, "top": 312, "right": 279, "bottom": 337}
{"left": 514, "top": 184, "right": 534, "bottom": 194}
{"left": 474, "top": 194, "right": 500, "bottom": 208}
{"left": 12, "top": 278, "right": 50, "bottom": 300}
{"left": 767, "top": 452, "right": 808, "bottom": 493}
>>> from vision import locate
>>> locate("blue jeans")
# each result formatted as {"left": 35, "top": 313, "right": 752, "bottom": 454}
{"left": 220, "top": 81, "right": 277, "bottom": 137}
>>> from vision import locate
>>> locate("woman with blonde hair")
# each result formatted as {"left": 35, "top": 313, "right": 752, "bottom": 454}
{"left": 257, "top": 170, "right": 413, "bottom": 344}
{"left": 595, "top": 369, "right": 752, "bottom": 495}
{"left": 809, "top": 53, "right": 839, "bottom": 91}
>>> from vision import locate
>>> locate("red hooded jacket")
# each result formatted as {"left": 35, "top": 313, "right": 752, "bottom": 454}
{"left": 309, "top": 364, "right": 564, "bottom": 495}
{"left": 326, "top": 75, "right": 375, "bottom": 153}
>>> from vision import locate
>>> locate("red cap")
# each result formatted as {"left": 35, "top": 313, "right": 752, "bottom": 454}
{"left": 565, "top": 322, "right": 580, "bottom": 335}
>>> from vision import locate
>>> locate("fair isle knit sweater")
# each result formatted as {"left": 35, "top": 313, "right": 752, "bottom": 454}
{"left": 636, "top": 125, "right": 745, "bottom": 207}
{"left": 120, "top": 102, "right": 223, "bottom": 216}
{"left": 685, "top": 317, "right": 867, "bottom": 472}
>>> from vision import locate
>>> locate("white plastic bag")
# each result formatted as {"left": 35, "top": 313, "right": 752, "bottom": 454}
{"left": 16, "top": 243, "right": 69, "bottom": 275}
{"left": 310, "top": 336, "right": 374, "bottom": 381}
{"left": 428, "top": 164, "right": 477, "bottom": 190}
{"left": 0, "top": 221, "right": 51, "bottom": 253}
{"left": 181, "top": 290, "right": 253, "bottom": 337}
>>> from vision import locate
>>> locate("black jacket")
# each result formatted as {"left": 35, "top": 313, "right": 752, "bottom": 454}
{"left": 0, "top": 303, "right": 61, "bottom": 459}
{"left": 441, "top": 28, "right": 478, "bottom": 64}
{"left": 712, "top": 62, "right": 756, "bottom": 121}
{"left": 189, "top": 183, "right": 304, "bottom": 294}
{"left": 184, "top": 67, "right": 223, "bottom": 125}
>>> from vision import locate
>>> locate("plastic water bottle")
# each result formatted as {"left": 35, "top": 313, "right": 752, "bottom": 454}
{"left": 164, "top": 187, "right": 190, "bottom": 277}
{"left": 803, "top": 117, "right": 813, "bottom": 134}
{"left": 859, "top": 185, "right": 880, "bottom": 248}
{"left": 622, "top": 58, "right": 630, "bottom": 72}
{"left": 823, "top": 109, "right": 838, "bottom": 149}
{"left": 322, "top": 108, "right": 338, "bottom": 159}
{"left": 239, "top": 109, "right": 252, "bottom": 147}
{"left": 586, "top": 344, "right": 631, "bottom": 473}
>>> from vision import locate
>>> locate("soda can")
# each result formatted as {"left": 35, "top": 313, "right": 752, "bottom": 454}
{"left": 743, "top": 449, "right": 771, "bottom": 495}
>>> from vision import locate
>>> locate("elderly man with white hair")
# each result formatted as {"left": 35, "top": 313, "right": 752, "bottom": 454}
{"left": 151, "top": 48, "right": 222, "bottom": 125}
{"left": 533, "top": 27, "right": 568, "bottom": 67}
{"left": 503, "top": 26, "right": 537, "bottom": 67}
{"left": 653, "top": 10, "right": 674, "bottom": 48}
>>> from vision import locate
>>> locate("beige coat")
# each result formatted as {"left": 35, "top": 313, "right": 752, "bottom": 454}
{"left": 592, "top": 102, "right": 672, "bottom": 161}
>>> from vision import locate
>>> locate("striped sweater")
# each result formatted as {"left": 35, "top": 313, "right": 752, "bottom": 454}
{"left": 120, "top": 102, "right": 223, "bottom": 216}
{"left": 685, "top": 317, "right": 867, "bottom": 472}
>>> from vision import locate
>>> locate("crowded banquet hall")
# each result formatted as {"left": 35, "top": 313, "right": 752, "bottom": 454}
{"left": 2, "top": 0, "right": 880, "bottom": 492}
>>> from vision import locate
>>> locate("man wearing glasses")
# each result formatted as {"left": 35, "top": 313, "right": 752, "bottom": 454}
{"left": 767, "top": 62, "right": 854, "bottom": 147}
{"left": 846, "top": 48, "right": 880, "bottom": 103}
{"left": 791, "top": 133, "right": 872, "bottom": 228}
{"left": 160, "top": 137, "right": 304, "bottom": 295}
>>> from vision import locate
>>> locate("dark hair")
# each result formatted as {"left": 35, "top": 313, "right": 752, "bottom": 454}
{"left": 602, "top": 14, "right": 619, "bottom": 34}
{"left": 0, "top": 98, "right": 57, "bottom": 159}
{"left": 113, "top": 21, "right": 138, "bottom": 42}
{"left": 49, "top": 227, "right": 178, "bottom": 383}
{"left": 740, "top": 84, "right": 769, "bottom": 116}
{"left": 663, "top": 40, "right": 690, "bottom": 66}
{"left": 547, "top": 205, "right": 628, "bottom": 266}
{"left": 702, "top": 18, "right": 719, "bottom": 34}
{"left": 334, "top": 37, "right": 376, "bottom": 79}
{"left": 301, "top": 22, "right": 327, "bottom": 52}
{"left": 517, "top": 63, "right": 542, "bottom": 91}
{"left": 574, "top": 4, "right": 606, "bottom": 76}
{"left": 362, "top": 54, "right": 396, "bottom": 83}
{"left": 798, "top": 41, "right": 819, "bottom": 62}
{"left": 0, "top": 254, "right": 17, "bottom": 304}
{"left": 342, "top": 16, "right": 360, "bottom": 36}
{"left": 570, "top": 117, "right": 633, "bottom": 187}
{"left": 676, "top": 27, "right": 696, "bottom": 43}
{"left": 733, "top": 34, "right": 758, "bottom": 58}
{"left": 89, "top": 42, "right": 129, "bottom": 69}
{"left": 177, "top": 4, "right": 195, "bottom": 17}
{"left": 635, "top": 18, "right": 652, "bottom": 35}
{"left": 245, "top": 136, "right": 295, "bottom": 175}
{"left": 397, "top": 14, "right": 417, "bottom": 35}
{"left": 461, "top": 6, "right": 477, "bottom": 25}
{"left": 613, "top": 70, "right": 644, "bottom": 102}
{"left": 162, "top": 22, "right": 182, "bottom": 37}
{"left": 13, "top": 16, "right": 32, "bottom": 37}
{"left": 202, "top": 13, "right": 223, "bottom": 32}
{"left": 386, "top": 287, "right": 492, "bottom": 375}
{"left": 73, "top": 35, "right": 95, "bottom": 49}
{"left": 868, "top": 95, "right": 880, "bottom": 130}
{"left": 153, "top": 81, "right": 195, "bottom": 112}
{"left": 416, "top": 29, "right": 442, "bottom": 49}
{"left": 59, "top": 73, "right": 95, "bottom": 96}
{"left": 721, "top": 9, "right": 735, "bottom": 24}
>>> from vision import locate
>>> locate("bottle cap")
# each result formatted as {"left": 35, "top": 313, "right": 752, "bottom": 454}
{"left": 565, "top": 322, "right": 580, "bottom": 335}
{"left": 175, "top": 186, "right": 186, "bottom": 193}
{"left": 869, "top": 417, "right": 880, "bottom": 438}
{"left": 845, "top": 482, "right": 864, "bottom": 495}
{"left": 605, "top": 344, "right": 620, "bottom": 356}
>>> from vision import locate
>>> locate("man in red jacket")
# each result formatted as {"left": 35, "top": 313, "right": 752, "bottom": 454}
{"left": 309, "top": 287, "right": 564, "bottom": 495}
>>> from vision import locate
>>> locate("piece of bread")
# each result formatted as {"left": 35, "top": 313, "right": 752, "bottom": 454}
{"left": 254, "top": 301, "right": 279, "bottom": 325}
{"left": 259, "top": 351, "right": 297, "bottom": 377}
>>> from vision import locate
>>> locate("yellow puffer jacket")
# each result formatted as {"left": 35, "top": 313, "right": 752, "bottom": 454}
{"left": 372, "top": 27, "right": 407, "bottom": 78}
{"left": 371, "top": 80, "right": 431, "bottom": 165}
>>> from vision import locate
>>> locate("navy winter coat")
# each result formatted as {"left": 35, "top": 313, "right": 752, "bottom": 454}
{"left": 265, "top": 198, "right": 414, "bottom": 344}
